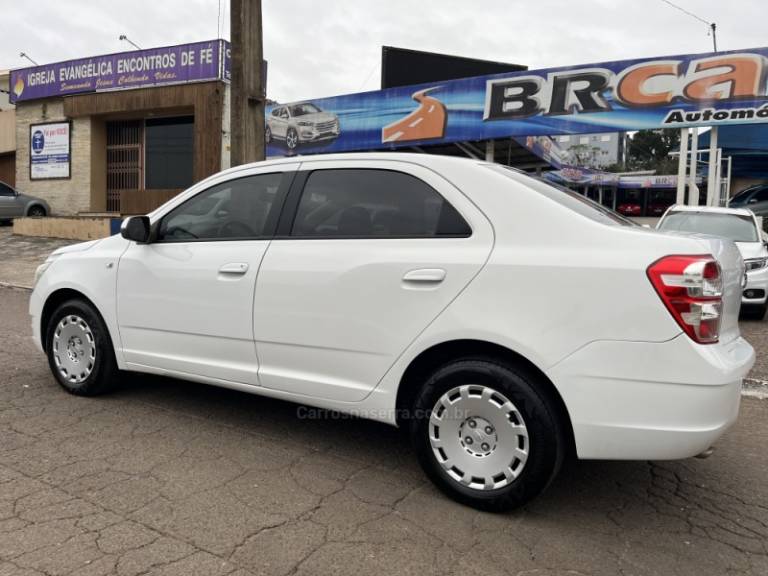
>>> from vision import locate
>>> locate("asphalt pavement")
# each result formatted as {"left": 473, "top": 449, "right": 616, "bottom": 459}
{"left": 0, "top": 286, "right": 767, "bottom": 575}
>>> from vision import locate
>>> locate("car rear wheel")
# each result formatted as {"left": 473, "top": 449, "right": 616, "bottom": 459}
{"left": 27, "top": 205, "right": 46, "bottom": 218}
{"left": 45, "top": 299, "right": 119, "bottom": 396}
{"left": 410, "top": 359, "right": 566, "bottom": 511}
{"left": 286, "top": 127, "right": 298, "bottom": 150}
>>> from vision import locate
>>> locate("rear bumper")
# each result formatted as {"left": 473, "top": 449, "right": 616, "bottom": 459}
{"left": 547, "top": 334, "right": 754, "bottom": 460}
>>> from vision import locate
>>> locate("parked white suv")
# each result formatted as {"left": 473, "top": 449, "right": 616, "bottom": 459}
{"left": 30, "top": 153, "right": 754, "bottom": 511}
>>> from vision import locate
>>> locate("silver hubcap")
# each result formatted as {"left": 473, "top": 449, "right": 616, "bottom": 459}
{"left": 429, "top": 385, "right": 529, "bottom": 491}
{"left": 52, "top": 315, "right": 96, "bottom": 384}
{"left": 287, "top": 130, "right": 297, "bottom": 148}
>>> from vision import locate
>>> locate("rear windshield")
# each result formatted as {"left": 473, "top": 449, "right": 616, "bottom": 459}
{"left": 488, "top": 165, "right": 635, "bottom": 227}
{"left": 658, "top": 211, "right": 759, "bottom": 242}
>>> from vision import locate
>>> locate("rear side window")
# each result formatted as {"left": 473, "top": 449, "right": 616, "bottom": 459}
{"left": 488, "top": 165, "right": 635, "bottom": 227}
{"left": 290, "top": 169, "right": 471, "bottom": 238}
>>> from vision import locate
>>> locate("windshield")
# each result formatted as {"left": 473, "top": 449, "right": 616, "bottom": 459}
{"left": 488, "top": 165, "right": 635, "bottom": 227}
{"left": 290, "top": 103, "right": 321, "bottom": 116}
{"left": 658, "top": 211, "right": 759, "bottom": 242}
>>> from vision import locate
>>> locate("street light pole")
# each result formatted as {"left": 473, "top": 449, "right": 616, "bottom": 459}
{"left": 118, "top": 35, "right": 142, "bottom": 50}
{"left": 19, "top": 52, "right": 38, "bottom": 66}
{"left": 710, "top": 22, "right": 718, "bottom": 52}
{"left": 230, "top": 0, "right": 265, "bottom": 166}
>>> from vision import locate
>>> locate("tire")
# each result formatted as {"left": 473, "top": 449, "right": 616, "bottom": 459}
{"left": 265, "top": 125, "right": 272, "bottom": 143}
{"left": 742, "top": 303, "right": 767, "bottom": 320}
{"left": 45, "top": 299, "right": 119, "bottom": 396}
{"left": 410, "top": 358, "right": 566, "bottom": 512}
{"left": 27, "top": 205, "right": 46, "bottom": 218}
{"left": 286, "top": 127, "right": 299, "bottom": 150}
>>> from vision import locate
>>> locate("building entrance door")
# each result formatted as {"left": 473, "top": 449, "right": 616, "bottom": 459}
{"left": 106, "top": 120, "right": 143, "bottom": 212}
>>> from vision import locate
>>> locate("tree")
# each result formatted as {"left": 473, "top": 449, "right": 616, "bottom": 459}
{"left": 567, "top": 144, "right": 602, "bottom": 168}
{"left": 626, "top": 129, "right": 680, "bottom": 173}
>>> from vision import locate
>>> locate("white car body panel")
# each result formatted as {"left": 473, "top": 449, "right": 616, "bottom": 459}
{"left": 29, "top": 153, "right": 755, "bottom": 462}
{"left": 253, "top": 159, "right": 493, "bottom": 401}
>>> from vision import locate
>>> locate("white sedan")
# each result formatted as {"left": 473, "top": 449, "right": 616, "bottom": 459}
{"left": 30, "top": 153, "right": 754, "bottom": 511}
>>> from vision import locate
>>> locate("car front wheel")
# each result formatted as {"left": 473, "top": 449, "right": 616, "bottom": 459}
{"left": 410, "top": 359, "right": 566, "bottom": 511}
{"left": 45, "top": 299, "right": 119, "bottom": 396}
{"left": 286, "top": 127, "right": 299, "bottom": 150}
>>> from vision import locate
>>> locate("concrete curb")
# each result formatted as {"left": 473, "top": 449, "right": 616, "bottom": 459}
{"left": 0, "top": 281, "right": 32, "bottom": 291}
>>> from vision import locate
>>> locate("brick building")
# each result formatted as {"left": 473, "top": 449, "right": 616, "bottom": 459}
{"left": 10, "top": 40, "right": 231, "bottom": 216}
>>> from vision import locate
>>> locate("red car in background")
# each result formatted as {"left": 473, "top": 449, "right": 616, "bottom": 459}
{"left": 617, "top": 202, "right": 642, "bottom": 216}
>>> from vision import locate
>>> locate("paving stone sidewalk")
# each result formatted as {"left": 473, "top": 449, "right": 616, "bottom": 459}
{"left": 0, "top": 226, "right": 75, "bottom": 289}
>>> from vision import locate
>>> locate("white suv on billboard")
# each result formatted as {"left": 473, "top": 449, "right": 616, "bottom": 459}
{"left": 266, "top": 103, "right": 340, "bottom": 150}
{"left": 30, "top": 153, "right": 753, "bottom": 511}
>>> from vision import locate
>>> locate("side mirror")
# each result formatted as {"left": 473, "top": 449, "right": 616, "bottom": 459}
{"left": 748, "top": 198, "right": 758, "bottom": 204}
{"left": 120, "top": 216, "right": 151, "bottom": 243}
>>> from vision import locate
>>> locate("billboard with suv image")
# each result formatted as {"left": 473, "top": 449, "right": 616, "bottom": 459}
{"left": 266, "top": 103, "right": 340, "bottom": 151}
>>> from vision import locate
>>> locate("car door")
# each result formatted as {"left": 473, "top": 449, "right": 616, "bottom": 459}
{"left": 0, "top": 183, "right": 16, "bottom": 217}
{"left": 116, "top": 165, "right": 296, "bottom": 384}
{"left": 253, "top": 160, "right": 494, "bottom": 402}
{"left": 273, "top": 107, "right": 289, "bottom": 138}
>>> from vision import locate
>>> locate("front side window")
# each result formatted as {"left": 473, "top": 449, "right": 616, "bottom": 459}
{"left": 157, "top": 173, "right": 283, "bottom": 241}
{"left": 290, "top": 169, "right": 471, "bottom": 238}
{"left": 0, "top": 183, "right": 14, "bottom": 196}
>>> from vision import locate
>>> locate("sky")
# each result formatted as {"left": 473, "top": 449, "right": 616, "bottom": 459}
{"left": 0, "top": 0, "right": 765, "bottom": 103}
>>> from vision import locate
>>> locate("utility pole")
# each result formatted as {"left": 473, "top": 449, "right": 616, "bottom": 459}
{"left": 230, "top": 0, "right": 265, "bottom": 166}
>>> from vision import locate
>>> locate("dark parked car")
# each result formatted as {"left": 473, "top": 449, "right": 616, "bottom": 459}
{"left": 0, "top": 181, "right": 49, "bottom": 222}
{"left": 729, "top": 184, "right": 768, "bottom": 217}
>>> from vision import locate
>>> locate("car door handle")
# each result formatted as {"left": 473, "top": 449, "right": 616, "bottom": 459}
{"left": 218, "top": 262, "right": 249, "bottom": 275}
{"left": 402, "top": 268, "right": 446, "bottom": 283}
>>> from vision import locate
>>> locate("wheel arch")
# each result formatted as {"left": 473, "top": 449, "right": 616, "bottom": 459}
{"left": 25, "top": 202, "right": 47, "bottom": 216}
{"left": 40, "top": 288, "right": 102, "bottom": 354}
{"left": 395, "top": 339, "right": 576, "bottom": 455}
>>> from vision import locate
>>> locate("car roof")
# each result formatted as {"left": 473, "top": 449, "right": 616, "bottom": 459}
{"left": 664, "top": 205, "right": 756, "bottom": 217}
{"left": 218, "top": 152, "right": 486, "bottom": 177}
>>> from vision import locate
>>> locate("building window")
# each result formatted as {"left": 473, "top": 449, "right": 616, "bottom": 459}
{"left": 600, "top": 134, "right": 611, "bottom": 142}
{"left": 145, "top": 116, "right": 194, "bottom": 189}
{"left": 579, "top": 136, "right": 589, "bottom": 144}
{"left": 558, "top": 135, "right": 570, "bottom": 143}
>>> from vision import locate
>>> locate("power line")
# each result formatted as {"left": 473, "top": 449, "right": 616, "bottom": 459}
{"left": 658, "top": 0, "right": 717, "bottom": 51}
{"left": 659, "top": 0, "right": 710, "bottom": 26}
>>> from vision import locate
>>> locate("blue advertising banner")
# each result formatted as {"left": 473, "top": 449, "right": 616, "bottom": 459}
{"left": 266, "top": 46, "right": 768, "bottom": 157}
{"left": 10, "top": 40, "right": 229, "bottom": 103}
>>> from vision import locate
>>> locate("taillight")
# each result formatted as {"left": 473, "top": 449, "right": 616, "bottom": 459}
{"left": 647, "top": 255, "right": 723, "bottom": 344}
